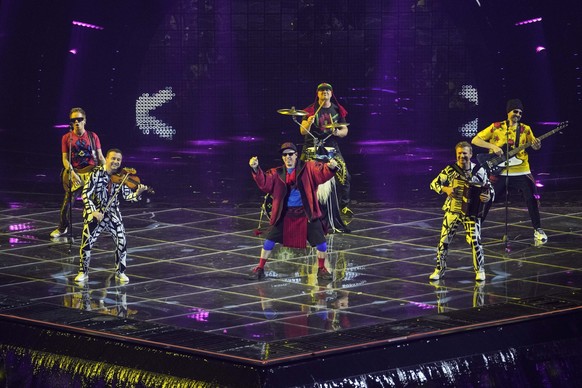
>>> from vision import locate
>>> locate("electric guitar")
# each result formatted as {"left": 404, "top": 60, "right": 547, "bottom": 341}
{"left": 61, "top": 165, "right": 95, "bottom": 192}
{"left": 476, "top": 121, "right": 569, "bottom": 175}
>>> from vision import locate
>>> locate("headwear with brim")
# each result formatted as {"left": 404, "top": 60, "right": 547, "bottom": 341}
{"left": 305, "top": 83, "right": 348, "bottom": 118}
{"left": 317, "top": 83, "right": 333, "bottom": 91}
{"left": 280, "top": 142, "right": 297, "bottom": 153}
{"left": 506, "top": 99, "right": 524, "bottom": 113}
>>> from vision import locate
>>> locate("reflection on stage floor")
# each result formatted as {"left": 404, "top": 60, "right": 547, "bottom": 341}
{"left": 2, "top": 202, "right": 581, "bottom": 345}
{"left": 1, "top": 141, "right": 582, "bottom": 385}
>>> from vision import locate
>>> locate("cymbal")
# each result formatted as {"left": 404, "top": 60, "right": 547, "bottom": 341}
{"left": 277, "top": 107, "right": 308, "bottom": 116}
{"left": 323, "top": 122, "right": 350, "bottom": 129}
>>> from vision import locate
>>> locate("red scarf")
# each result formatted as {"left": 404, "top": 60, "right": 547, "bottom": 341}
{"left": 286, "top": 169, "right": 296, "bottom": 187}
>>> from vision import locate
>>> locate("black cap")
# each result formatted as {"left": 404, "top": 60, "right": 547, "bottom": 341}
{"left": 280, "top": 142, "right": 297, "bottom": 153}
{"left": 316, "top": 83, "right": 333, "bottom": 91}
{"left": 506, "top": 99, "right": 524, "bottom": 113}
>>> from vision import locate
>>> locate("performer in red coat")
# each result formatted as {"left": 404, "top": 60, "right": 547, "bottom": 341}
{"left": 249, "top": 142, "right": 339, "bottom": 281}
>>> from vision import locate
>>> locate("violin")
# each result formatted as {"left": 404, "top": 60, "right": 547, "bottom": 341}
{"left": 111, "top": 167, "right": 155, "bottom": 194}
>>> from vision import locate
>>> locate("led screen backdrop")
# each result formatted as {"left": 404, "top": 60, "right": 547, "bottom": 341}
{"left": 134, "top": 0, "right": 483, "bottom": 146}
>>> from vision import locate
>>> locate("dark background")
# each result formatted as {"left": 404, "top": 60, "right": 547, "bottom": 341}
{"left": 1, "top": 0, "right": 580, "bottom": 206}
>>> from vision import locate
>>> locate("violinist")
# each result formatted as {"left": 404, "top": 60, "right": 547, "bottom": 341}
{"left": 74, "top": 148, "right": 148, "bottom": 284}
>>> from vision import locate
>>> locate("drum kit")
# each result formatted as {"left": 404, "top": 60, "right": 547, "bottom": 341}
{"left": 277, "top": 106, "right": 349, "bottom": 162}
{"left": 255, "top": 106, "right": 351, "bottom": 233}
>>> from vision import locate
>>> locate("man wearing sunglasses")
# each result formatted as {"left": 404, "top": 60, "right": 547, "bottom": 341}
{"left": 471, "top": 99, "right": 547, "bottom": 243}
{"left": 50, "top": 107, "right": 106, "bottom": 238}
{"left": 248, "top": 142, "right": 339, "bottom": 281}
{"left": 301, "top": 83, "right": 352, "bottom": 218}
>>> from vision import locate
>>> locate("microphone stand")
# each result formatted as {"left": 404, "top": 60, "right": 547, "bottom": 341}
{"left": 67, "top": 127, "right": 75, "bottom": 252}
{"left": 502, "top": 125, "right": 510, "bottom": 253}
{"left": 502, "top": 119, "right": 528, "bottom": 253}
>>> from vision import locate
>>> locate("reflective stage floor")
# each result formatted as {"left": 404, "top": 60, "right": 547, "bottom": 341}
{"left": 1, "top": 140, "right": 582, "bottom": 386}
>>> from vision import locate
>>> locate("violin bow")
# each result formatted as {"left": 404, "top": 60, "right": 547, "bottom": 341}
{"left": 87, "top": 171, "right": 131, "bottom": 223}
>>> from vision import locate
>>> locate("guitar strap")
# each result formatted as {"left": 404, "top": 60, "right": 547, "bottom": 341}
{"left": 504, "top": 120, "right": 521, "bottom": 149}
{"left": 61, "top": 130, "right": 98, "bottom": 191}
{"left": 86, "top": 130, "right": 100, "bottom": 165}
{"left": 450, "top": 163, "right": 470, "bottom": 182}
{"left": 451, "top": 163, "right": 485, "bottom": 184}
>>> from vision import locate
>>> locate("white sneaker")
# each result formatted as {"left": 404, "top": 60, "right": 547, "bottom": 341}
{"left": 475, "top": 269, "right": 486, "bottom": 281}
{"left": 534, "top": 228, "right": 548, "bottom": 243}
{"left": 50, "top": 227, "right": 68, "bottom": 238}
{"left": 429, "top": 267, "right": 445, "bottom": 280}
{"left": 115, "top": 272, "right": 130, "bottom": 283}
{"left": 74, "top": 271, "right": 88, "bottom": 283}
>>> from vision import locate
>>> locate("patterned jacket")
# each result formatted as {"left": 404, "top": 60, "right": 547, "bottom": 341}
{"left": 82, "top": 166, "right": 141, "bottom": 219}
{"left": 430, "top": 162, "right": 494, "bottom": 213}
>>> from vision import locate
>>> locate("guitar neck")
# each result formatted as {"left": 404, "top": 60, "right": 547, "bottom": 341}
{"left": 506, "top": 123, "right": 567, "bottom": 158}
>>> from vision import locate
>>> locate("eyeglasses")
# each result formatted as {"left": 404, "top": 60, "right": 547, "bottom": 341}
{"left": 282, "top": 152, "right": 296, "bottom": 157}
{"left": 70, "top": 117, "right": 85, "bottom": 123}
{"left": 512, "top": 110, "right": 522, "bottom": 115}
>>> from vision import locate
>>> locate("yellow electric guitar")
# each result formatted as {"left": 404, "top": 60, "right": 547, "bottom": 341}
{"left": 61, "top": 165, "right": 95, "bottom": 192}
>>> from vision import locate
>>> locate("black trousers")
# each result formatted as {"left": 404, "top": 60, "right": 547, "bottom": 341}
{"left": 58, "top": 187, "right": 82, "bottom": 231}
{"left": 482, "top": 174, "right": 541, "bottom": 229}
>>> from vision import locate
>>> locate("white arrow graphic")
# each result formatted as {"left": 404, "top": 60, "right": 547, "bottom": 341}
{"left": 135, "top": 86, "right": 176, "bottom": 139}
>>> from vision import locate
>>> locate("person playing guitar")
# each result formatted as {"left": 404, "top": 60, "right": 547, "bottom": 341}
{"left": 471, "top": 98, "right": 547, "bottom": 244}
{"left": 50, "top": 107, "right": 106, "bottom": 238}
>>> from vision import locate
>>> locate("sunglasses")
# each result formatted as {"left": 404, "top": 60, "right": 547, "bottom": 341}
{"left": 282, "top": 152, "right": 296, "bottom": 157}
{"left": 70, "top": 117, "right": 85, "bottom": 123}
{"left": 512, "top": 110, "right": 522, "bottom": 115}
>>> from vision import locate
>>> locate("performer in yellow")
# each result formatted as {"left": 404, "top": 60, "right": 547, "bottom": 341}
{"left": 429, "top": 142, "right": 493, "bottom": 282}
{"left": 471, "top": 98, "right": 547, "bottom": 243}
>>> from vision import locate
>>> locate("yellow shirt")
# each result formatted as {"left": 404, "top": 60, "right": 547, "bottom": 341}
{"left": 476, "top": 121, "right": 536, "bottom": 175}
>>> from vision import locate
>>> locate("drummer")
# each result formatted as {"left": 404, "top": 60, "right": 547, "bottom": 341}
{"left": 300, "top": 82, "right": 352, "bottom": 216}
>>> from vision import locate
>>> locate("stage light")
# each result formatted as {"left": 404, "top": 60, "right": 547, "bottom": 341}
{"left": 72, "top": 20, "right": 104, "bottom": 30}
{"left": 515, "top": 17, "right": 542, "bottom": 26}
{"left": 536, "top": 46, "right": 546, "bottom": 53}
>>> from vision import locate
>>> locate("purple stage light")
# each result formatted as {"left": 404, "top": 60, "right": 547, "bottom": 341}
{"left": 229, "top": 136, "right": 259, "bottom": 143}
{"left": 515, "top": 17, "right": 542, "bottom": 26}
{"left": 187, "top": 139, "right": 228, "bottom": 146}
{"left": 186, "top": 308, "right": 210, "bottom": 322}
{"left": 9, "top": 223, "right": 33, "bottom": 231}
{"left": 69, "top": 49, "right": 77, "bottom": 55}
{"left": 9, "top": 235, "right": 37, "bottom": 245}
{"left": 72, "top": 20, "right": 104, "bottom": 30}
{"left": 536, "top": 122, "right": 562, "bottom": 126}
{"left": 409, "top": 301, "right": 436, "bottom": 310}
{"left": 536, "top": 46, "right": 546, "bottom": 53}
{"left": 356, "top": 140, "right": 413, "bottom": 146}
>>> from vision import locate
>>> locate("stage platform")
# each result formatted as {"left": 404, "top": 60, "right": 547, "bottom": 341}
{"left": 1, "top": 201, "right": 582, "bottom": 386}
{"left": 1, "top": 139, "right": 582, "bottom": 386}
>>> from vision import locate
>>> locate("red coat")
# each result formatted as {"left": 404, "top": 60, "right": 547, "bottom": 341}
{"left": 252, "top": 159, "right": 336, "bottom": 225}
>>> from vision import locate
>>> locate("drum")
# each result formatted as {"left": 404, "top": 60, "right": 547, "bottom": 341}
{"left": 305, "top": 146, "right": 336, "bottom": 162}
